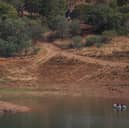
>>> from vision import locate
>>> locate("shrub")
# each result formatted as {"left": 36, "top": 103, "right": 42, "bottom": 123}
{"left": 0, "top": 39, "right": 16, "bottom": 57}
{"left": 117, "top": 0, "right": 128, "bottom": 6}
{"left": 48, "top": 16, "right": 81, "bottom": 39}
{"left": 69, "top": 20, "right": 81, "bottom": 36}
{"left": 88, "top": 5, "right": 125, "bottom": 32}
{"left": 24, "top": 19, "right": 43, "bottom": 40}
{"left": 0, "top": 17, "right": 43, "bottom": 57}
{"left": 0, "top": 0, "right": 24, "bottom": 8}
{"left": 116, "top": 27, "right": 129, "bottom": 35}
{"left": 0, "top": 2, "right": 17, "bottom": 18}
{"left": 118, "top": 5, "right": 129, "bottom": 13}
{"left": 49, "top": 15, "right": 69, "bottom": 38}
{"left": 86, "top": 35, "right": 108, "bottom": 47}
{"left": 39, "top": 0, "right": 67, "bottom": 18}
{"left": 72, "top": 36, "right": 83, "bottom": 48}
{"left": 124, "top": 16, "right": 129, "bottom": 29}
{"left": 102, "top": 30, "right": 118, "bottom": 37}
{"left": 71, "top": 4, "right": 86, "bottom": 19}
{"left": 73, "top": 4, "right": 127, "bottom": 33}
{"left": 72, "top": 4, "right": 95, "bottom": 20}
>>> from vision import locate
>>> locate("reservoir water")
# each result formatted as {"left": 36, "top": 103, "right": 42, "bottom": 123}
{"left": 0, "top": 96, "right": 129, "bottom": 128}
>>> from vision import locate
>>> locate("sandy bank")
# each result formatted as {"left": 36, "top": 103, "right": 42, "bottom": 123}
{"left": 0, "top": 101, "right": 30, "bottom": 113}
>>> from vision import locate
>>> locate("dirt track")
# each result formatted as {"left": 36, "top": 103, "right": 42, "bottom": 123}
{"left": 0, "top": 40, "right": 129, "bottom": 98}
{"left": 37, "top": 42, "right": 129, "bottom": 67}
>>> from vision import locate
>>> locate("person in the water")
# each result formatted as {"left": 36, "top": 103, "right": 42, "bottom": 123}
{"left": 113, "top": 103, "right": 127, "bottom": 111}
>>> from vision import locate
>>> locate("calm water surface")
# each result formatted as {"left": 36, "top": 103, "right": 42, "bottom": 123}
{"left": 0, "top": 96, "right": 129, "bottom": 128}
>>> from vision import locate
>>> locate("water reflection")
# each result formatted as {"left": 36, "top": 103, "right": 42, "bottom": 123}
{"left": 0, "top": 96, "right": 129, "bottom": 128}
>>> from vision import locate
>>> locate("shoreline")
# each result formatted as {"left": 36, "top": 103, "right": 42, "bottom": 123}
{"left": 0, "top": 100, "right": 30, "bottom": 113}
{"left": 0, "top": 40, "right": 129, "bottom": 102}
{"left": 0, "top": 85, "right": 129, "bottom": 100}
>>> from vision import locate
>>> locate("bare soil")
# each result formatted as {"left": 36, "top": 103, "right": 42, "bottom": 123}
{"left": 0, "top": 37, "right": 129, "bottom": 99}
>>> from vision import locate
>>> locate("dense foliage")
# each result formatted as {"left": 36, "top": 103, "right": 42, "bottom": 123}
{"left": 86, "top": 35, "right": 108, "bottom": 47}
{"left": 72, "top": 2, "right": 129, "bottom": 34}
{"left": 1, "top": 0, "right": 129, "bottom": 54}
{"left": 0, "top": 1, "right": 17, "bottom": 18}
{"left": 0, "top": 1, "right": 44, "bottom": 57}
{"left": 0, "top": 17, "right": 43, "bottom": 57}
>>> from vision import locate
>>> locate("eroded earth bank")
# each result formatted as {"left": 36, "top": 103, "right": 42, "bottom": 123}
{"left": 0, "top": 37, "right": 129, "bottom": 100}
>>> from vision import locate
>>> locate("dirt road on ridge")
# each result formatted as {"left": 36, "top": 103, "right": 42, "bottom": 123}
{"left": 40, "top": 42, "right": 129, "bottom": 68}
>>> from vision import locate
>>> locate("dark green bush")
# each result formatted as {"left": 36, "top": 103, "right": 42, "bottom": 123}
{"left": 86, "top": 5, "right": 125, "bottom": 32}
{"left": 39, "top": 0, "right": 67, "bottom": 26}
{"left": 49, "top": 15, "right": 69, "bottom": 38}
{"left": 69, "top": 20, "right": 81, "bottom": 36}
{"left": 0, "top": 0, "right": 24, "bottom": 8}
{"left": 48, "top": 16, "right": 81, "bottom": 39}
{"left": 116, "top": 27, "right": 129, "bottom": 35}
{"left": 0, "top": 39, "right": 16, "bottom": 57}
{"left": 0, "top": 17, "right": 43, "bottom": 57}
{"left": 117, "top": 0, "right": 129, "bottom": 6}
{"left": 0, "top": 2, "right": 17, "bottom": 18}
{"left": 72, "top": 4, "right": 128, "bottom": 33}
{"left": 102, "top": 30, "right": 118, "bottom": 37}
{"left": 72, "top": 36, "right": 83, "bottom": 48}
{"left": 71, "top": 4, "right": 91, "bottom": 20}
{"left": 24, "top": 19, "right": 43, "bottom": 40}
{"left": 118, "top": 5, "right": 129, "bottom": 13}
{"left": 86, "top": 35, "right": 108, "bottom": 47}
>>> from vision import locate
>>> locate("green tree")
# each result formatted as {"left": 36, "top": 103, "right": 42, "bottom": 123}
{"left": 39, "top": 0, "right": 67, "bottom": 26}
{"left": 50, "top": 15, "right": 69, "bottom": 38}
{"left": 117, "top": 0, "right": 129, "bottom": 6}
{"left": 69, "top": 20, "right": 81, "bottom": 36}
{"left": 0, "top": 1, "right": 17, "bottom": 18}
{"left": 73, "top": 4, "right": 127, "bottom": 32}
{"left": 0, "top": 17, "right": 43, "bottom": 57}
{"left": 0, "top": 0, "right": 24, "bottom": 8}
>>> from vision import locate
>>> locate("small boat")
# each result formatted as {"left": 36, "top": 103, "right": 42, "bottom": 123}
{"left": 113, "top": 104, "right": 127, "bottom": 111}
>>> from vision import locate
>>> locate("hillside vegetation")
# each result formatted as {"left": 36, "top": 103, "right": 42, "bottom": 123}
{"left": 0, "top": 0, "right": 129, "bottom": 98}
{"left": 1, "top": 0, "right": 129, "bottom": 57}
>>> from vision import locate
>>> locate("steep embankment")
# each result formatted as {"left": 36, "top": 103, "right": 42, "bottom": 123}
{"left": 0, "top": 38, "right": 129, "bottom": 98}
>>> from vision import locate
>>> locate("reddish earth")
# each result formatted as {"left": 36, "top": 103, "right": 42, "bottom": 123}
{"left": 0, "top": 37, "right": 129, "bottom": 99}
{"left": 0, "top": 101, "right": 30, "bottom": 113}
